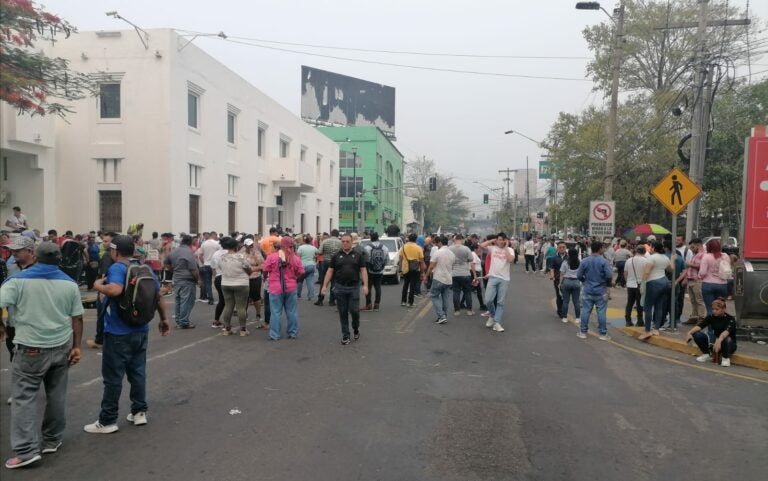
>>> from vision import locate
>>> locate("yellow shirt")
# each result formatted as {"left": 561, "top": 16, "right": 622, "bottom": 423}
{"left": 400, "top": 242, "right": 424, "bottom": 273}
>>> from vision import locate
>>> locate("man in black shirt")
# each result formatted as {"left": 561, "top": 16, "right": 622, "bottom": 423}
{"left": 548, "top": 241, "right": 567, "bottom": 320}
{"left": 321, "top": 234, "right": 369, "bottom": 345}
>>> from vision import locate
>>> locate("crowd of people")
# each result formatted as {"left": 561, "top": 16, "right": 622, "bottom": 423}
{"left": 0, "top": 217, "right": 742, "bottom": 469}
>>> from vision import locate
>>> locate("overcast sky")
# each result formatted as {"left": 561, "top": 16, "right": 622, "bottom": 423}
{"left": 41, "top": 0, "right": 767, "bottom": 208}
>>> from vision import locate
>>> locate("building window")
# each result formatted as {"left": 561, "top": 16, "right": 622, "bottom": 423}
{"left": 339, "top": 176, "right": 363, "bottom": 198}
{"left": 258, "top": 183, "right": 266, "bottom": 202}
{"left": 189, "top": 194, "right": 200, "bottom": 234}
{"left": 228, "top": 175, "right": 238, "bottom": 196}
{"left": 257, "top": 124, "right": 267, "bottom": 157}
{"left": 227, "top": 112, "right": 236, "bottom": 144}
{"left": 340, "top": 150, "right": 360, "bottom": 169}
{"left": 330, "top": 162, "right": 335, "bottom": 185}
{"left": 316, "top": 155, "right": 322, "bottom": 183}
{"left": 300, "top": 146, "right": 307, "bottom": 162}
{"left": 99, "top": 83, "right": 121, "bottom": 119}
{"left": 189, "top": 164, "right": 202, "bottom": 189}
{"left": 280, "top": 138, "right": 290, "bottom": 158}
{"left": 188, "top": 92, "right": 199, "bottom": 128}
{"left": 99, "top": 190, "right": 122, "bottom": 232}
{"left": 228, "top": 201, "right": 237, "bottom": 233}
{"left": 96, "top": 158, "right": 120, "bottom": 183}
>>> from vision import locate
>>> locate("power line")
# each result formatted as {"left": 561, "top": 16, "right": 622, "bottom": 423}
{"left": 215, "top": 37, "right": 592, "bottom": 82}
{"left": 177, "top": 29, "right": 589, "bottom": 60}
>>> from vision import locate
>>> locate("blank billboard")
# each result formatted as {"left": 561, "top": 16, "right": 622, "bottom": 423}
{"left": 301, "top": 66, "right": 396, "bottom": 138}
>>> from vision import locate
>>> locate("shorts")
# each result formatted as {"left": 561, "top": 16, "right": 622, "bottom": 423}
{"left": 249, "top": 277, "right": 262, "bottom": 301}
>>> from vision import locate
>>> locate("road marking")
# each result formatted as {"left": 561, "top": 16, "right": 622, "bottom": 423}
{"left": 396, "top": 300, "right": 432, "bottom": 333}
{"left": 77, "top": 322, "right": 256, "bottom": 388}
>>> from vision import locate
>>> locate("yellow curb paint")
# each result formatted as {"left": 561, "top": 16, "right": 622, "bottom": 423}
{"left": 395, "top": 298, "right": 432, "bottom": 334}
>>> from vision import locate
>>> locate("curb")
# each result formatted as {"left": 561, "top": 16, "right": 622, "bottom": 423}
{"left": 618, "top": 327, "right": 768, "bottom": 372}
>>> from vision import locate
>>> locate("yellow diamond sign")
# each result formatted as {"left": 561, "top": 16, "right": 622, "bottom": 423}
{"left": 650, "top": 167, "right": 702, "bottom": 215}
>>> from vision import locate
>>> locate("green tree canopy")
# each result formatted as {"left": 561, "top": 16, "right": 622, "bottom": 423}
{"left": 406, "top": 157, "right": 469, "bottom": 233}
{"left": 0, "top": 0, "right": 94, "bottom": 116}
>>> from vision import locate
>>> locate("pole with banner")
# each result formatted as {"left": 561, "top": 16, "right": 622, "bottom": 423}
{"left": 651, "top": 168, "right": 702, "bottom": 331}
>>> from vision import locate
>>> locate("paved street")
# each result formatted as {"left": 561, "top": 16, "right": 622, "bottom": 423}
{"left": 2, "top": 269, "right": 767, "bottom": 481}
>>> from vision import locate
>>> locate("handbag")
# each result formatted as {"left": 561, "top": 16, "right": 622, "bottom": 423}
{"left": 403, "top": 249, "right": 419, "bottom": 273}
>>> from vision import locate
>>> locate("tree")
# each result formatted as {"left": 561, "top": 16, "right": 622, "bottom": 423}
{"left": 405, "top": 157, "right": 469, "bottom": 232}
{"left": 0, "top": 0, "right": 94, "bottom": 116}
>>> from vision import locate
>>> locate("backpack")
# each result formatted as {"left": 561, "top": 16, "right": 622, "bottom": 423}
{"left": 60, "top": 240, "right": 82, "bottom": 269}
{"left": 714, "top": 256, "right": 733, "bottom": 280}
{"left": 117, "top": 262, "right": 159, "bottom": 326}
{"left": 367, "top": 243, "right": 387, "bottom": 274}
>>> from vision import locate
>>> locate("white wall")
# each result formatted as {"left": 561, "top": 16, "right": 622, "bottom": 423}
{"left": 47, "top": 28, "right": 338, "bottom": 235}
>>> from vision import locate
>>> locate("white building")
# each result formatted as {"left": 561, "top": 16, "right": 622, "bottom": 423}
{"left": 2, "top": 28, "right": 339, "bottom": 236}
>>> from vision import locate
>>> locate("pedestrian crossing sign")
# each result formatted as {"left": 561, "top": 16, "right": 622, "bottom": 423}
{"left": 651, "top": 167, "right": 702, "bottom": 215}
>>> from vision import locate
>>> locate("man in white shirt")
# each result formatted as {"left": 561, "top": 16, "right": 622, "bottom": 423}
{"left": 480, "top": 233, "right": 516, "bottom": 332}
{"left": 197, "top": 232, "right": 220, "bottom": 305}
{"left": 424, "top": 235, "right": 455, "bottom": 325}
{"left": 5, "top": 207, "right": 28, "bottom": 233}
{"left": 624, "top": 246, "right": 650, "bottom": 327}
{"left": 523, "top": 236, "right": 535, "bottom": 273}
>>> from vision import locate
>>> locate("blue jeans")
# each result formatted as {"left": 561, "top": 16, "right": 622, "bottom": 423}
{"left": 484, "top": 276, "right": 509, "bottom": 323}
{"left": 11, "top": 343, "right": 70, "bottom": 458}
{"left": 430, "top": 279, "right": 452, "bottom": 319}
{"left": 174, "top": 279, "right": 196, "bottom": 327}
{"left": 334, "top": 285, "right": 360, "bottom": 338}
{"left": 643, "top": 278, "right": 669, "bottom": 332}
{"left": 560, "top": 278, "right": 581, "bottom": 319}
{"left": 269, "top": 291, "right": 299, "bottom": 340}
{"left": 580, "top": 291, "right": 609, "bottom": 335}
{"left": 99, "top": 332, "right": 148, "bottom": 425}
{"left": 452, "top": 275, "right": 473, "bottom": 311}
{"left": 200, "top": 266, "right": 214, "bottom": 301}
{"left": 297, "top": 264, "right": 316, "bottom": 300}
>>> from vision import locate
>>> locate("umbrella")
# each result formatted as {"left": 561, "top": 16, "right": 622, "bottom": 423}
{"left": 623, "top": 224, "right": 671, "bottom": 237}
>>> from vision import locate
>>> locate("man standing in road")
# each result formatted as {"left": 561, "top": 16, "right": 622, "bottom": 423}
{"left": 576, "top": 240, "right": 613, "bottom": 340}
{"left": 548, "top": 241, "right": 567, "bottom": 320}
{"left": 85, "top": 235, "right": 169, "bottom": 434}
{"left": 480, "top": 233, "right": 516, "bottom": 333}
{"left": 321, "top": 234, "right": 368, "bottom": 345}
{"left": 165, "top": 234, "right": 200, "bottom": 329}
{"left": 399, "top": 233, "right": 425, "bottom": 308}
{"left": 362, "top": 232, "right": 388, "bottom": 311}
{"left": 523, "top": 236, "right": 535, "bottom": 274}
{"left": 424, "top": 235, "right": 454, "bottom": 325}
{"left": 197, "top": 231, "right": 220, "bottom": 305}
{"left": 449, "top": 234, "right": 475, "bottom": 316}
{"left": 317, "top": 229, "right": 342, "bottom": 306}
{"left": 0, "top": 242, "right": 83, "bottom": 469}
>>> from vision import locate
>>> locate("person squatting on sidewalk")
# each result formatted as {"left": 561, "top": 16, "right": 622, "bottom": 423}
{"left": 1, "top": 242, "right": 84, "bottom": 469}
{"left": 684, "top": 298, "right": 737, "bottom": 367}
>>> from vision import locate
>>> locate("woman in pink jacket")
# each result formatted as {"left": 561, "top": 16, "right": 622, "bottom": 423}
{"left": 262, "top": 237, "right": 305, "bottom": 340}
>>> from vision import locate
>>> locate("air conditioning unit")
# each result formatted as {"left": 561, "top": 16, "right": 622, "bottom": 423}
{"left": 0, "top": 191, "right": 9, "bottom": 205}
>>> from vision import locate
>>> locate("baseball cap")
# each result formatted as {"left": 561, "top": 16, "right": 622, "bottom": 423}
{"left": 9, "top": 236, "right": 35, "bottom": 251}
{"left": 110, "top": 234, "right": 135, "bottom": 256}
{"left": 244, "top": 238, "right": 254, "bottom": 246}
{"left": 34, "top": 242, "right": 62, "bottom": 265}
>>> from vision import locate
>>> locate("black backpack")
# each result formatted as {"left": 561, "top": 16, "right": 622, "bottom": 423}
{"left": 117, "top": 262, "right": 159, "bottom": 326}
{"left": 60, "top": 240, "right": 82, "bottom": 269}
{"left": 367, "top": 243, "right": 387, "bottom": 273}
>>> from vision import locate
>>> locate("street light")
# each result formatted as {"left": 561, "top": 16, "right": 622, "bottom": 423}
{"left": 575, "top": 0, "right": 625, "bottom": 201}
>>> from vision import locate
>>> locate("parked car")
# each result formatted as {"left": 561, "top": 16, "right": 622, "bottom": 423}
{"left": 359, "top": 236, "right": 403, "bottom": 284}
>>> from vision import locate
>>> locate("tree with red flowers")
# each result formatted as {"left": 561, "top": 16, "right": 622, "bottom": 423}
{"left": 0, "top": 0, "right": 94, "bottom": 116}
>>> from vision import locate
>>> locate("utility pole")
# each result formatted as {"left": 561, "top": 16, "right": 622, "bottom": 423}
{"left": 498, "top": 168, "right": 513, "bottom": 210}
{"left": 526, "top": 156, "right": 531, "bottom": 225}
{"left": 604, "top": 0, "right": 625, "bottom": 201}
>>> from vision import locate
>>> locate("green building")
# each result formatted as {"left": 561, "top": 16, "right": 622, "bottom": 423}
{"left": 317, "top": 126, "right": 405, "bottom": 233}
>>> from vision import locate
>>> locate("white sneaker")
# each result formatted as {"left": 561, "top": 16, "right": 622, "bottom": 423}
{"left": 84, "top": 421, "right": 118, "bottom": 434}
{"left": 696, "top": 354, "right": 712, "bottom": 363}
{"left": 480, "top": 311, "right": 491, "bottom": 318}
{"left": 492, "top": 322, "right": 505, "bottom": 332}
{"left": 127, "top": 411, "right": 147, "bottom": 425}
{"left": 577, "top": 332, "right": 587, "bottom": 339}
{"left": 436, "top": 316, "right": 447, "bottom": 325}
{"left": 466, "top": 311, "right": 474, "bottom": 316}
{"left": 454, "top": 311, "right": 461, "bottom": 316}
{"left": 720, "top": 358, "right": 731, "bottom": 367}
{"left": 561, "top": 317, "right": 568, "bottom": 323}
{"left": 485, "top": 318, "right": 495, "bottom": 328}
{"left": 598, "top": 334, "right": 611, "bottom": 341}
{"left": 6, "top": 396, "right": 11, "bottom": 405}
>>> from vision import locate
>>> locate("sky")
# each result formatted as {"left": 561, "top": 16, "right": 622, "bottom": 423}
{"left": 39, "top": 0, "right": 768, "bottom": 211}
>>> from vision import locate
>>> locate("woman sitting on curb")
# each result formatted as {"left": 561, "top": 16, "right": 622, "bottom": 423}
{"left": 684, "top": 297, "right": 737, "bottom": 367}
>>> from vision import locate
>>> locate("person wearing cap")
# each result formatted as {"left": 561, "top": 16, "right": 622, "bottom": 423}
{"left": 84, "top": 235, "right": 169, "bottom": 434}
{"left": 0, "top": 242, "right": 83, "bottom": 469}
{"left": 165, "top": 235, "right": 201, "bottom": 329}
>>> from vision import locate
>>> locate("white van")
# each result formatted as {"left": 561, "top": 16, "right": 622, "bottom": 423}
{"left": 360, "top": 236, "right": 403, "bottom": 284}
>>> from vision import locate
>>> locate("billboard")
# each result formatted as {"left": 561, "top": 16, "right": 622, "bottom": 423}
{"left": 301, "top": 66, "right": 396, "bottom": 138}
{"left": 741, "top": 126, "right": 768, "bottom": 259}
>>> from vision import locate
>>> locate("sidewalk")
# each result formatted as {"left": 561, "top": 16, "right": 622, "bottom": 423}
{"left": 605, "top": 286, "right": 768, "bottom": 371}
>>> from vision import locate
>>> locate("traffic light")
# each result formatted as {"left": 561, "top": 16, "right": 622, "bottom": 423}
{"left": 483, "top": 194, "right": 489, "bottom": 204}
{"left": 429, "top": 177, "right": 437, "bottom": 191}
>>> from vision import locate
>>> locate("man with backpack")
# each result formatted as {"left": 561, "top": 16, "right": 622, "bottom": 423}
{"left": 85, "top": 235, "right": 169, "bottom": 434}
{"left": 362, "top": 232, "right": 389, "bottom": 311}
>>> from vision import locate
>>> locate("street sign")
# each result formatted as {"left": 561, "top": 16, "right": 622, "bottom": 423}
{"left": 522, "top": 223, "right": 529, "bottom": 232}
{"left": 650, "top": 167, "right": 702, "bottom": 215}
{"left": 539, "top": 160, "right": 552, "bottom": 180}
{"left": 589, "top": 200, "right": 615, "bottom": 238}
